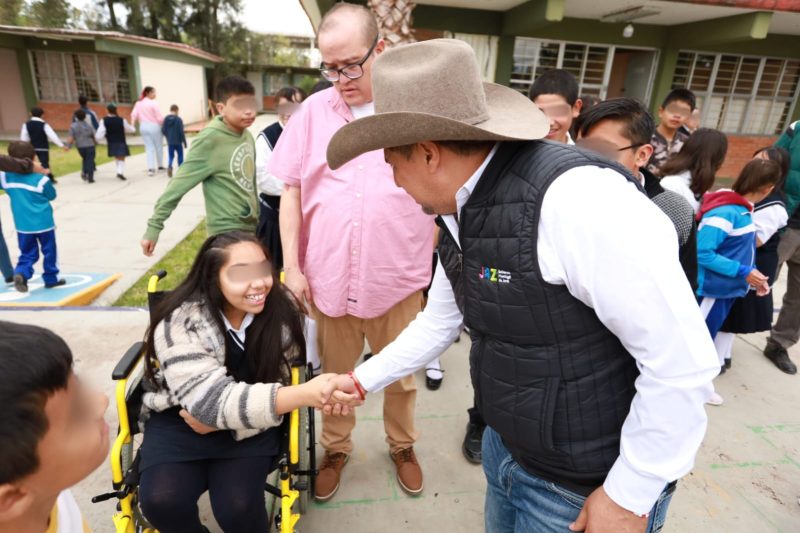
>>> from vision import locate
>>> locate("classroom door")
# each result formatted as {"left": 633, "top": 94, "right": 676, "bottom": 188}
{"left": 607, "top": 49, "right": 659, "bottom": 104}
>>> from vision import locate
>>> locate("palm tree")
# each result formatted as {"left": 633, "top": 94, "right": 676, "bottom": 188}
{"left": 368, "top": 0, "right": 416, "bottom": 46}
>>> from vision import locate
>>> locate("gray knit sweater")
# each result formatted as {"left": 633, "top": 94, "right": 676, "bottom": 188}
{"left": 141, "top": 299, "right": 287, "bottom": 441}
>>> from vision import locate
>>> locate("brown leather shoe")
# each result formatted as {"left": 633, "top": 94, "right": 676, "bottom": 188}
{"left": 314, "top": 452, "right": 349, "bottom": 502}
{"left": 391, "top": 447, "right": 423, "bottom": 496}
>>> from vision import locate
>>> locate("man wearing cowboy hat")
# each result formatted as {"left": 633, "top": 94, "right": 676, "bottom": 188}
{"left": 322, "top": 39, "right": 719, "bottom": 532}
{"left": 268, "top": 3, "right": 434, "bottom": 502}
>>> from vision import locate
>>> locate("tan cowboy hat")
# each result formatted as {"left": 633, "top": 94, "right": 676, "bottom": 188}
{"left": 327, "top": 38, "right": 549, "bottom": 170}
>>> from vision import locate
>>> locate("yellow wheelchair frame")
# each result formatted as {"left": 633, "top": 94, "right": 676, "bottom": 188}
{"left": 93, "top": 271, "right": 316, "bottom": 533}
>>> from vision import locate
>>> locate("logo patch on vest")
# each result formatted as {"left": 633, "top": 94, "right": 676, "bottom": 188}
{"left": 479, "top": 266, "right": 511, "bottom": 284}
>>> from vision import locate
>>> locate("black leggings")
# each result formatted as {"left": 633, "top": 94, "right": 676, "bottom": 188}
{"left": 139, "top": 456, "right": 273, "bottom": 533}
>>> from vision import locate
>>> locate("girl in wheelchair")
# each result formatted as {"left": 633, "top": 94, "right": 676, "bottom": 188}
{"left": 136, "top": 231, "right": 350, "bottom": 533}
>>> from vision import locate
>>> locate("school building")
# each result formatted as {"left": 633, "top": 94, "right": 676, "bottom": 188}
{"left": 301, "top": 0, "right": 800, "bottom": 177}
{"left": 0, "top": 26, "right": 222, "bottom": 133}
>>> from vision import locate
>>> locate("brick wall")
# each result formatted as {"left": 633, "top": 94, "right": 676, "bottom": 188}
{"left": 718, "top": 134, "right": 779, "bottom": 179}
{"left": 38, "top": 102, "right": 133, "bottom": 132}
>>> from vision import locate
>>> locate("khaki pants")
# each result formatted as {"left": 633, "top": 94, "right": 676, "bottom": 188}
{"left": 313, "top": 291, "right": 423, "bottom": 454}
{"left": 771, "top": 227, "right": 800, "bottom": 349}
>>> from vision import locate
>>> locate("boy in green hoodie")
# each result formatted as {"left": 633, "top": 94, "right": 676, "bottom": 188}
{"left": 141, "top": 76, "right": 259, "bottom": 256}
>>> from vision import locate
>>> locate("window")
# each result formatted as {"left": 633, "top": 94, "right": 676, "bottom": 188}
{"left": 511, "top": 38, "right": 614, "bottom": 98}
{"left": 30, "top": 51, "right": 132, "bottom": 104}
{"left": 263, "top": 72, "right": 289, "bottom": 96}
{"left": 671, "top": 51, "right": 800, "bottom": 135}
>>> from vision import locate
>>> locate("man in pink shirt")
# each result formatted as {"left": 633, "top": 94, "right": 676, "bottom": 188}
{"left": 269, "top": 3, "right": 434, "bottom": 502}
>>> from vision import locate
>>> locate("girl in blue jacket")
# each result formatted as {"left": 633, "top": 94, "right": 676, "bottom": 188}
{"left": 697, "top": 158, "right": 784, "bottom": 405}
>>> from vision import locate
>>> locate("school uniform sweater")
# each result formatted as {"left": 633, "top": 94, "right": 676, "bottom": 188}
{"left": 0, "top": 171, "right": 56, "bottom": 233}
{"left": 696, "top": 190, "right": 756, "bottom": 298}
{"left": 141, "top": 298, "right": 293, "bottom": 441}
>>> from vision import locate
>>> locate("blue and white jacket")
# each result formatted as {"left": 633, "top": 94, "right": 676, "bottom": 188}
{"left": 0, "top": 171, "right": 56, "bottom": 233}
{"left": 696, "top": 189, "right": 755, "bottom": 299}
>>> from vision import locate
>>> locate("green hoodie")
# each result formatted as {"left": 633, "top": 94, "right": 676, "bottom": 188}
{"left": 143, "top": 116, "right": 258, "bottom": 242}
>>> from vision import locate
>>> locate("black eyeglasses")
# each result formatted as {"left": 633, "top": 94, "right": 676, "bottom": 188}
{"left": 576, "top": 138, "right": 645, "bottom": 158}
{"left": 319, "top": 34, "right": 379, "bottom": 82}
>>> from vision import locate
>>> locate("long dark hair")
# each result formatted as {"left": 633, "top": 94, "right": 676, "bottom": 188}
{"left": 140, "top": 86, "right": 155, "bottom": 100}
{"left": 659, "top": 128, "right": 728, "bottom": 197}
{"left": 144, "top": 231, "right": 306, "bottom": 386}
{"left": 732, "top": 159, "right": 783, "bottom": 196}
{"left": 753, "top": 146, "right": 790, "bottom": 190}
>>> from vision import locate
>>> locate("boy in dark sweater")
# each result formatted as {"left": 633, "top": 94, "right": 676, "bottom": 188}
{"left": 66, "top": 110, "right": 97, "bottom": 183}
{"left": 162, "top": 104, "right": 187, "bottom": 178}
{"left": 20, "top": 107, "right": 64, "bottom": 183}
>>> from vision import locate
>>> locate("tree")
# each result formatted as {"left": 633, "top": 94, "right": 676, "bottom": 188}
{"left": 23, "top": 0, "right": 76, "bottom": 28}
{"left": 368, "top": 0, "right": 416, "bottom": 47}
{"left": 0, "top": 0, "right": 24, "bottom": 25}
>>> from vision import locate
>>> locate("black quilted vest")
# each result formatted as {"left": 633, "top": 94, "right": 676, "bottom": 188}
{"left": 437, "top": 141, "right": 641, "bottom": 494}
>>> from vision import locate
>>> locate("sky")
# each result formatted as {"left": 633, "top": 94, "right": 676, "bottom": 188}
{"left": 66, "top": 0, "right": 315, "bottom": 37}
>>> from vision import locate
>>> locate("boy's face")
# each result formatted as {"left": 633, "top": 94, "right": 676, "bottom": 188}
{"left": 0, "top": 373, "right": 109, "bottom": 517}
{"left": 216, "top": 94, "right": 257, "bottom": 133}
{"left": 658, "top": 99, "right": 692, "bottom": 131}
{"left": 533, "top": 94, "right": 582, "bottom": 144}
{"left": 577, "top": 119, "right": 653, "bottom": 176}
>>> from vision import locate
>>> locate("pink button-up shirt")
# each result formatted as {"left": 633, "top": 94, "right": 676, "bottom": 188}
{"left": 131, "top": 98, "right": 164, "bottom": 125}
{"left": 269, "top": 88, "right": 434, "bottom": 319}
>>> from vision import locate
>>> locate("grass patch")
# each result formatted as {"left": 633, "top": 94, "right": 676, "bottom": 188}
{"left": 0, "top": 141, "right": 144, "bottom": 178}
{"left": 114, "top": 220, "right": 207, "bottom": 307}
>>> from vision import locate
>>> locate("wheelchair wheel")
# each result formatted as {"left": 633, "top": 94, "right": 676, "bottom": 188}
{"left": 298, "top": 404, "right": 311, "bottom": 514}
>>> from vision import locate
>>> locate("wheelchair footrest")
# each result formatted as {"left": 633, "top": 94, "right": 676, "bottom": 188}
{"left": 264, "top": 483, "right": 282, "bottom": 498}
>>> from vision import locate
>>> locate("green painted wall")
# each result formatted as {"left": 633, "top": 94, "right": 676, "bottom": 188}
{"left": 15, "top": 47, "right": 38, "bottom": 109}
{"left": 414, "top": 5, "right": 503, "bottom": 35}
{"left": 494, "top": 35, "right": 514, "bottom": 86}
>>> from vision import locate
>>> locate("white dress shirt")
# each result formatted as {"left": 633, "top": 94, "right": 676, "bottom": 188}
{"left": 255, "top": 121, "right": 287, "bottom": 196}
{"left": 354, "top": 143, "right": 719, "bottom": 515}
{"left": 661, "top": 170, "right": 699, "bottom": 213}
{"left": 94, "top": 117, "right": 136, "bottom": 143}
{"left": 20, "top": 117, "right": 64, "bottom": 148}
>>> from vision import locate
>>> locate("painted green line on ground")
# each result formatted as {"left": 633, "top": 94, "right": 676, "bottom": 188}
{"left": 748, "top": 423, "right": 800, "bottom": 434}
{"left": 710, "top": 458, "right": 792, "bottom": 470}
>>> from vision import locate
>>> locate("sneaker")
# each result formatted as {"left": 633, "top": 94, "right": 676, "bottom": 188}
{"left": 167, "top": 167, "right": 173, "bottom": 178}
{"left": 13, "top": 274, "right": 27, "bottom": 293}
{"left": 157, "top": 166, "right": 166, "bottom": 172}
{"left": 390, "top": 447, "right": 423, "bottom": 496}
{"left": 44, "top": 279, "right": 66, "bottom": 289}
{"left": 462, "top": 421, "right": 485, "bottom": 464}
{"left": 4, "top": 276, "right": 12, "bottom": 284}
{"left": 425, "top": 368, "right": 443, "bottom": 391}
{"left": 314, "top": 452, "right": 349, "bottom": 502}
{"left": 116, "top": 173, "right": 127, "bottom": 181}
{"left": 764, "top": 340, "right": 797, "bottom": 375}
{"left": 706, "top": 392, "right": 724, "bottom": 406}
{"left": 147, "top": 169, "right": 155, "bottom": 177}
{"left": 88, "top": 177, "right": 95, "bottom": 183}
{"left": 724, "top": 358, "right": 732, "bottom": 370}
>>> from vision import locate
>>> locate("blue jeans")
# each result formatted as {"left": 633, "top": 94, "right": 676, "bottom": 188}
{"left": 482, "top": 427, "right": 676, "bottom": 533}
{"left": 15, "top": 230, "right": 59, "bottom": 286}
{"left": 0, "top": 216, "right": 13, "bottom": 280}
{"left": 167, "top": 144, "right": 184, "bottom": 168}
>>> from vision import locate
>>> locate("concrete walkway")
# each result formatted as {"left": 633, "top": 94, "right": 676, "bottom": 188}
{"left": 0, "top": 114, "right": 277, "bottom": 306}
{"left": 5, "top": 293, "right": 800, "bottom": 532}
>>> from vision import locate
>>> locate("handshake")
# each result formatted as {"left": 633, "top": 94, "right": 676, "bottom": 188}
{"left": 303, "top": 372, "right": 368, "bottom": 416}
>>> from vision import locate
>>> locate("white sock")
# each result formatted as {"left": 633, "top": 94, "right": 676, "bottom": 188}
{"left": 116, "top": 160, "right": 124, "bottom": 175}
{"left": 425, "top": 358, "right": 443, "bottom": 379}
{"left": 714, "top": 332, "right": 735, "bottom": 366}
